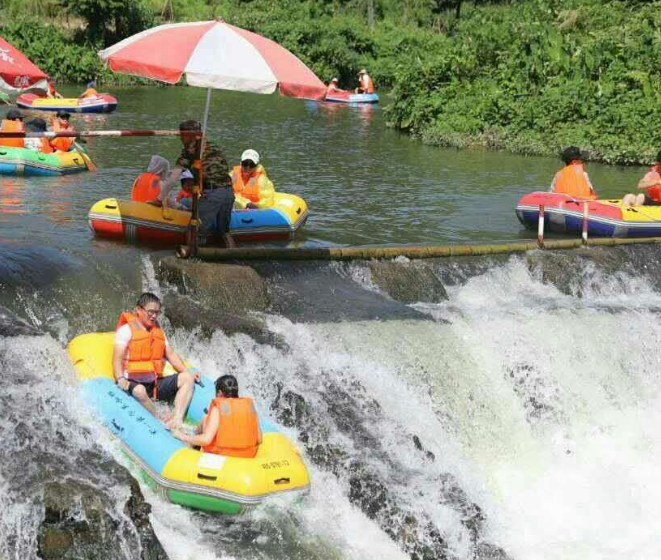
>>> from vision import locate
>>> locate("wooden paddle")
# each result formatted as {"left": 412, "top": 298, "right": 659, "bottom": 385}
{"left": 73, "top": 141, "right": 97, "bottom": 171}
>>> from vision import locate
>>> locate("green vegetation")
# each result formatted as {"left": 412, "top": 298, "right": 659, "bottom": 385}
{"left": 0, "top": 0, "right": 658, "bottom": 163}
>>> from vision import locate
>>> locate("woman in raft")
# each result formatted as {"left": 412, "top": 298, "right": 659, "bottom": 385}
{"left": 622, "top": 150, "right": 661, "bottom": 208}
{"left": 131, "top": 155, "right": 172, "bottom": 203}
{"left": 172, "top": 374, "right": 262, "bottom": 458}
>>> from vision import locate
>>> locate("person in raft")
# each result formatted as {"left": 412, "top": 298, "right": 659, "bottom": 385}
{"left": 24, "top": 118, "right": 54, "bottom": 153}
{"left": 131, "top": 155, "right": 171, "bottom": 203}
{"left": 0, "top": 109, "right": 25, "bottom": 148}
{"left": 79, "top": 80, "right": 98, "bottom": 99}
{"left": 113, "top": 292, "right": 199, "bottom": 429}
{"left": 50, "top": 111, "right": 74, "bottom": 152}
{"left": 621, "top": 150, "right": 661, "bottom": 208}
{"left": 46, "top": 79, "right": 63, "bottom": 99}
{"left": 326, "top": 77, "right": 341, "bottom": 97}
{"left": 176, "top": 119, "right": 235, "bottom": 246}
{"left": 230, "top": 149, "right": 275, "bottom": 209}
{"left": 163, "top": 168, "right": 195, "bottom": 211}
{"left": 549, "top": 146, "right": 597, "bottom": 200}
{"left": 172, "top": 374, "right": 262, "bottom": 458}
{"left": 355, "top": 69, "right": 375, "bottom": 94}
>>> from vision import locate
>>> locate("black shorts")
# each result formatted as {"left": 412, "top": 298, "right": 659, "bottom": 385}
{"left": 123, "top": 374, "right": 179, "bottom": 403}
{"left": 644, "top": 195, "right": 661, "bottom": 206}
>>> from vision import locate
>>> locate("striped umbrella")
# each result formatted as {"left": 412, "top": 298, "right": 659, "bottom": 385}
{"left": 0, "top": 35, "right": 48, "bottom": 94}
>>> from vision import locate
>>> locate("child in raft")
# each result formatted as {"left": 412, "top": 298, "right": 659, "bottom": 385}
{"left": 163, "top": 169, "right": 195, "bottom": 211}
{"left": 172, "top": 375, "right": 262, "bottom": 458}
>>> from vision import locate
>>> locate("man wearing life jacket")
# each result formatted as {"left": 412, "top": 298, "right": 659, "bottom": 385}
{"left": 230, "top": 149, "right": 275, "bottom": 209}
{"left": 173, "top": 374, "right": 262, "bottom": 458}
{"left": 355, "top": 69, "right": 375, "bottom": 94}
{"left": 112, "top": 292, "right": 198, "bottom": 428}
{"left": 0, "top": 109, "right": 25, "bottom": 148}
{"left": 549, "top": 146, "right": 597, "bottom": 200}
{"left": 131, "top": 155, "right": 171, "bottom": 203}
{"left": 326, "top": 77, "right": 341, "bottom": 98}
{"left": 622, "top": 150, "right": 661, "bottom": 207}
{"left": 24, "top": 118, "right": 54, "bottom": 154}
{"left": 79, "top": 80, "right": 99, "bottom": 99}
{"left": 50, "top": 111, "right": 74, "bottom": 152}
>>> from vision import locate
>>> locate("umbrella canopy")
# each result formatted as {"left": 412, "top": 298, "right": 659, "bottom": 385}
{"left": 98, "top": 20, "right": 326, "bottom": 101}
{"left": 0, "top": 35, "right": 48, "bottom": 94}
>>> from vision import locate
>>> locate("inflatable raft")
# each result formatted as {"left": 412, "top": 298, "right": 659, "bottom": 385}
{"left": 88, "top": 192, "right": 308, "bottom": 245}
{"left": 17, "top": 93, "right": 118, "bottom": 113}
{"left": 68, "top": 332, "right": 310, "bottom": 514}
{"left": 516, "top": 191, "right": 661, "bottom": 237}
{"left": 325, "top": 91, "right": 379, "bottom": 104}
{"left": 0, "top": 146, "right": 90, "bottom": 176}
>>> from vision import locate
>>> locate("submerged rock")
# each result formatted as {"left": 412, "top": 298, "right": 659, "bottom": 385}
{"left": 162, "top": 293, "right": 285, "bottom": 348}
{"left": 156, "top": 256, "right": 269, "bottom": 314}
{"left": 0, "top": 306, "right": 41, "bottom": 337}
{"left": 37, "top": 474, "right": 167, "bottom": 560}
{"left": 368, "top": 261, "right": 448, "bottom": 304}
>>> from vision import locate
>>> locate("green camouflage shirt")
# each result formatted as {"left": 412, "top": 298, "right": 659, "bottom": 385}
{"left": 176, "top": 139, "right": 232, "bottom": 190}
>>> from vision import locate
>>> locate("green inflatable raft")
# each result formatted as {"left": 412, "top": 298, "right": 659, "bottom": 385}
{"left": 0, "top": 146, "right": 90, "bottom": 176}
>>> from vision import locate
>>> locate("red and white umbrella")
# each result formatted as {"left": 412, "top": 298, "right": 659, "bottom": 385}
{"left": 98, "top": 20, "right": 326, "bottom": 101}
{"left": 0, "top": 35, "right": 48, "bottom": 94}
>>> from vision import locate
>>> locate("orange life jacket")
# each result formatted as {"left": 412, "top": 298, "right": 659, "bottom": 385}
{"left": 175, "top": 190, "right": 192, "bottom": 202}
{"left": 0, "top": 119, "right": 25, "bottom": 148}
{"left": 47, "top": 82, "right": 58, "bottom": 98}
{"left": 231, "top": 165, "right": 263, "bottom": 203}
{"left": 50, "top": 118, "right": 74, "bottom": 152}
{"left": 36, "top": 137, "right": 54, "bottom": 154}
{"left": 116, "top": 312, "right": 166, "bottom": 383}
{"left": 553, "top": 162, "right": 596, "bottom": 200}
{"left": 81, "top": 88, "right": 98, "bottom": 99}
{"left": 646, "top": 165, "right": 661, "bottom": 202}
{"left": 131, "top": 172, "right": 161, "bottom": 203}
{"left": 202, "top": 397, "right": 260, "bottom": 458}
{"left": 360, "top": 74, "right": 375, "bottom": 94}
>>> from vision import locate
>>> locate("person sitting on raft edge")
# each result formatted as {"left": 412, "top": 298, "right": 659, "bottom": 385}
{"left": 112, "top": 292, "right": 199, "bottom": 429}
{"left": 231, "top": 149, "right": 275, "bottom": 209}
{"left": 549, "top": 146, "right": 597, "bottom": 200}
{"left": 79, "top": 80, "right": 98, "bottom": 99}
{"left": 355, "top": 68, "right": 375, "bottom": 94}
{"left": 622, "top": 150, "right": 661, "bottom": 208}
{"left": 0, "top": 109, "right": 25, "bottom": 148}
{"left": 172, "top": 374, "right": 262, "bottom": 458}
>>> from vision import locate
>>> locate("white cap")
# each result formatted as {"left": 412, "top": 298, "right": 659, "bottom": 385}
{"left": 180, "top": 169, "right": 194, "bottom": 180}
{"left": 241, "top": 149, "right": 260, "bottom": 165}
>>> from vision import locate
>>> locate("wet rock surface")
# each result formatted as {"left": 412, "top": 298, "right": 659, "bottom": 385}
{"left": 0, "top": 306, "right": 42, "bottom": 337}
{"left": 38, "top": 477, "right": 167, "bottom": 560}
{"left": 156, "top": 256, "right": 270, "bottom": 314}
{"left": 162, "top": 292, "right": 285, "bottom": 348}
{"left": 368, "top": 260, "right": 448, "bottom": 304}
{"left": 270, "top": 381, "right": 511, "bottom": 560}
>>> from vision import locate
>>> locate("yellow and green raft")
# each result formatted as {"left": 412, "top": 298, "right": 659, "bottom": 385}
{"left": 68, "top": 333, "right": 310, "bottom": 514}
{"left": 0, "top": 146, "right": 90, "bottom": 176}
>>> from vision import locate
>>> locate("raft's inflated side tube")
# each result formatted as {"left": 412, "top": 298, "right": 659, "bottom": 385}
{"left": 68, "top": 332, "right": 310, "bottom": 514}
{"left": 88, "top": 192, "right": 308, "bottom": 245}
{"left": 16, "top": 93, "right": 118, "bottom": 114}
{"left": 325, "top": 92, "right": 379, "bottom": 104}
{"left": 0, "top": 146, "right": 89, "bottom": 176}
{"left": 516, "top": 191, "right": 661, "bottom": 238}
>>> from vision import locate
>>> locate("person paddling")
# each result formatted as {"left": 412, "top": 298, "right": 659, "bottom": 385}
{"left": 549, "top": 146, "right": 597, "bottom": 200}
{"left": 112, "top": 292, "right": 198, "bottom": 429}
{"left": 173, "top": 374, "right": 262, "bottom": 458}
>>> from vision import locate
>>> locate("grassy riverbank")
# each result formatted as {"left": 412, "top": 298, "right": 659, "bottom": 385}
{"left": 2, "top": 0, "right": 658, "bottom": 164}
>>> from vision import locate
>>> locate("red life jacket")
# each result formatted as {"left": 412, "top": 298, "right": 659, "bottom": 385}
{"left": 131, "top": 172, "right": 161, "bottom": 203}
{"left": 0, "top": 119, "right": 24, "bottom": 148}
{"left": 202, "top": 397, "right": 260, "bottom": 458}
{"left": 116, "top": 312, "right": 166, "bottom": 384}
{"left": 230, "top": 165, "right": 263, "bottom": 203}
{"left": 553, "top": 162, "right": 596, "bottom": 200}
{"left": 646, "top": 165, "right": 661, "bottom": 202}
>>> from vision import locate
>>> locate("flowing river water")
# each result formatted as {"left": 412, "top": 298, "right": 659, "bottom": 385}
{"left": 1, "top": 86, "right": 660, "bottom": 560}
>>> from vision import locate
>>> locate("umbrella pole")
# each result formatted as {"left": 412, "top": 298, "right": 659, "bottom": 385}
{"left": 187, "top": 88, "right": 212, "bottom": 257}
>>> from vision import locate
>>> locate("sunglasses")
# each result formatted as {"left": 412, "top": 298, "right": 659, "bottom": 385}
{"left": 139, "top": 305, "right": 161, "bottom": 317}
{"left": 241, "top": 160, "right": 256, "bottom": 168}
